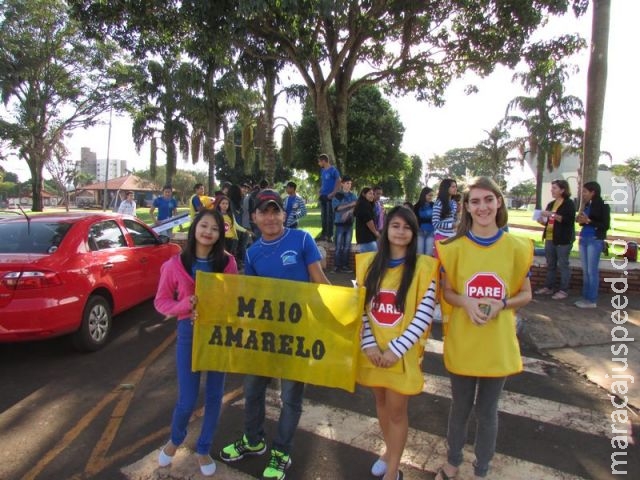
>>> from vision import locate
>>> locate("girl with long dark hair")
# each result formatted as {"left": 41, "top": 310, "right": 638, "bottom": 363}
{"left": 356, "top": 206, "right": 439, "bottom": 480}
{"left": 154, "top": 209, "right": 238, "bottom": 476}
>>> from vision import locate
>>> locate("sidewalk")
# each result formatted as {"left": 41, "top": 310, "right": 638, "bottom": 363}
{"left": 518, "top": 289, "right": 640, "bottom": 410}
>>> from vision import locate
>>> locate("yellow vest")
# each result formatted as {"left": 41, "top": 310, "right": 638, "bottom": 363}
{"left": 190, "top": 194, "right": 216, "bottom": 219}
{"left": 355, "top": 252, "right": 439, "bottom": 394}
{"left": 438, "top": 233, "right": 533, "bottom": 377}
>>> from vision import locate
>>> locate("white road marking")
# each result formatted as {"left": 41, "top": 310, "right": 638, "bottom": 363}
{"left": 425, "top": 338, "right": 556, "bottom": 376}
{"left": 421, "top": 373, "right": 609, "bottom": 437}
{"left": 235, "top": 391, "right": 589, "bottom": 480}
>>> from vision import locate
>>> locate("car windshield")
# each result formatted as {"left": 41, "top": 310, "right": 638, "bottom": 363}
{"left": 0, "top": 221, "right": 73, "bottom": 254}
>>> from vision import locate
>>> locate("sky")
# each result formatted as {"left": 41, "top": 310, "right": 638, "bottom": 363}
{"left": 5, "top": 2, "right": 639, "bottom": 186}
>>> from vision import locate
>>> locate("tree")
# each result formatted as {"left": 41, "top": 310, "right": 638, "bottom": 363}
{"left": 582, "top": 0, "right": 611, "bottom": 185}
{"left": 293, "top": 85, "right": 405, "bottom": 185}
{"left": 611, "top": 157, "right": 640, "bottom": 216}
{"left": 126, "top": 57, "right": 198, "bottom": 187}
{"left": 238, "top": 1, "right": 585, "bottom": 173}
{"left": 45, "top": 154, "right": 76, "bottom": 211}
{"left": 474, "top": 126, "right": 519, "bottom": 189}
{"left": 505, "top": 35, "right": 586, "bottom": 209}
{"left": 510, "top": 180, "right": 536, "bottom": 209}
{"left": 403, "top": 155, "right": 423, "bottom": 203}
{"left": 0, "top": 0, "right": 121, "bottom": 211}
{"left": 427, "top": 148, "right": 478, "bottom": 182}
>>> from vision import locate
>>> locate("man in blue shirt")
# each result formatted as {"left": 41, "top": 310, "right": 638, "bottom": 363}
{"left": 150, "top": 185, "right": 178, "bottom": 235}
{"left": 317, "top": 153, "right": 341, "bottom": 242}
{"left": 283, "top": 181, "right": 307, "bottom": 229}
{"left": 220, "top": 189, "right": 329, "bottom": 480}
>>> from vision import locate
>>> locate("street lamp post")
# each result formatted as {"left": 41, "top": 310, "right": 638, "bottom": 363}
{"left": 102, "top": 106, "right": 113, "bottom": 211}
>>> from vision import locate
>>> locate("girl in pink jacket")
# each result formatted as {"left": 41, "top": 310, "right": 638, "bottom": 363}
{"left": 154, "top": 209, "right": 237, "bottom": 476}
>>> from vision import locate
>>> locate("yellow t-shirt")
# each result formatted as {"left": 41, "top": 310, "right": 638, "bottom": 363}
{"left": 355, "top": 253, "right": 439, "bottom": 394}
{"left": 438, "top": 233, "right": 533, "bottom": 377}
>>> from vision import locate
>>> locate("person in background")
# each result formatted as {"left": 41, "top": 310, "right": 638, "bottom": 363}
{"left": 284, "top": 181, "right": 307, "bottom": 229}
{"left": 118, "top": 191, "right": 137, "bottom": 216}
{"left": 219, "top": 189, "right": 330, "bottom": 480}
{"left": 356, "top": 206, "right": 438, "bottom": 480}
{"left": 373, "top": 185, "right": 385, "bottom": 232}
{"left": 354, "top": 187, "right": 381, "bottom": 253}
{"left": 575, "top": 181, "right": 610, "bottom": 308}
{"left": 332, "top": 175, "right": 357, "bottom": 273}
{"left": 413, "top": 186, "right": 435, "bottom": 256}
{"left": 150, "top": 185, "right": 178, "bottom": 236}
{"left": 228, "top": 183, "right": 248, "bottom": 267}
{"left": 154, "top": 209, "right": 238, "bottom": 477}
{"left": 216, "top": 195, "right": 250, "bottom": 260}
{"left": 189, "top": 183, "right": 208, "bottom": 219}
{"left": 435, "top": 177, "right": 533, "bottom": 480}
{"left": 432, "top": 179, "right": 459, "bottom": 255}
{"left": 317, "top": 153, "right": 341, "bottom": 242}
{"left": 534, "top": 179, "right": 576, "bottom": 300}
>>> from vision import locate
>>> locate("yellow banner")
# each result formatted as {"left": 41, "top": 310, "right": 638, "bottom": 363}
{"left": 193, "top": 272, "right": 366, "bottom": 392}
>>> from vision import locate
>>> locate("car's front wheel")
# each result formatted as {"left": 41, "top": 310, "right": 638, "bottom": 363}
{"left": 72, "top": 295, "right": 112, "bottom": 351}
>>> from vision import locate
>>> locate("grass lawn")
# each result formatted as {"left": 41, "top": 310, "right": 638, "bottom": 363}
{"left": 22, "top": 205, "right": 638, "bottom": 259}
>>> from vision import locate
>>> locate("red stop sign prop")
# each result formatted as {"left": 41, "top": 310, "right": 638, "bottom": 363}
{"left": 369, "top": 290, "right": 403, "bottom": 326}
{"left": 465, "top": 273, "right": 505, "bottom": 299}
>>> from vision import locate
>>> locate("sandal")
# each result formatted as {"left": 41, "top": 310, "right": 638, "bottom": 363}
{"left": 534, "top": 287, "right": 553, "bottom": 295}
{"left": 435, "top": 466, "right": 458, "bottom": 480}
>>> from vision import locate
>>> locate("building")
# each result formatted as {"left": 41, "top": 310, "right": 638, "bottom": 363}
{"left": 74, "top": 174, "right": 161, "bottom": 210}
{"left": 78, "top": 147, "right": 127, "bottom": 182}
{"left": 525, "top": 152, "right": 640, "bottom": 214}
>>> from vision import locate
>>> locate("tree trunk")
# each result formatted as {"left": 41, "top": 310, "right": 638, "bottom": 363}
{"left": 28, "top": 157, "right": 44, "bottom": 212}
{"left": 313, "top": 86, "right": 336, "bottom": 166}
{"left": 583, "top": 0, "right": 610, "bottom": 183}
{"left": 534, "top": 151, "right": 546, "bottom": 210}
{"left": 333, "top": 76, "right": 349, "bottom": 174}
{"left": 164, "top": 130, "right": 177, "bottom": 187}
{"left": 263, "top": 65, "right": 277, "bottom": 185}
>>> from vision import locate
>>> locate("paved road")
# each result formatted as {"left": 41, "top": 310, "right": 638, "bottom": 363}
{"left": 0, "top": 297, "right": 636, "bottom": 479}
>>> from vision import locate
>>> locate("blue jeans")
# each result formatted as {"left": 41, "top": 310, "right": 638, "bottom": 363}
{"left": 334, "top": 224, "right": 353, "bottom": 268}
{"left": 244, "top": 375, "right": 305, "bottom": 455}
{"left": 171, "top": 320, "right": 225, "bottom": 454}
{"left": 418, "top": 230, "right": 435, "bottom": 256}
{"left": 543, "top": 240, "right": 572, "bottom": 291}
{"left": 358, "top": 240, "right": 378, "bottom": 253}
{"left": 579, "top": 236, "right": 603, "bottom": 302}
{"left": 446, "top": 374, "right": 507, "bottom": 478}
{"left": 319, "top": 195, "right": 334, "bottom": 239}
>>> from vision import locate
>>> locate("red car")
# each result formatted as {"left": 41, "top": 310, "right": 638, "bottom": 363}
{"left": 0, "top": 212, "right": 182, "bottom": 351}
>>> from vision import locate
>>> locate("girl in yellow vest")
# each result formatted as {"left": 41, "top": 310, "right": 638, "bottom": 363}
{"left": 356, "top": 206, "right": 439, "bottom": 480}
{"left": 216, "top": 195, "right": 250, "bottom": 259}
{"left": 434, "top": 177, "right": 533, "bottom": 480}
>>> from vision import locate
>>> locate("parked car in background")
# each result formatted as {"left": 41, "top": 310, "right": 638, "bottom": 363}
{"left": 0, "top": 212, "right": 182, "bottom": 351}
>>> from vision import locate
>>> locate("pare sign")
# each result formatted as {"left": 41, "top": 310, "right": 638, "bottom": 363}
{"left": 465, "top": 273, "right": 505, "bottom": 299}
{"left": 369, "top": 290, "right": 403, "bottom": 326}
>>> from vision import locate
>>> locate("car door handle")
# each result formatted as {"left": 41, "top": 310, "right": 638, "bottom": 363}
{"left": 140, "top": 257, "right": 149, "bottom": 264}
{"left": 103, "top": 262, "right": 113, "bottom": 270}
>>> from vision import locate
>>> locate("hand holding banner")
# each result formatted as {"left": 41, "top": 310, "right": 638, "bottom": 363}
{"left": 193, "top": 273, "right": 366, "bottom": 392}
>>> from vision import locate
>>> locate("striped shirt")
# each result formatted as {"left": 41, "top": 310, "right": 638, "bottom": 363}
{"left": 432, "top": 199, "right": 458, "bottom": 237}
{"left": 361, "top": 280, "right": 437, "bottom": 357}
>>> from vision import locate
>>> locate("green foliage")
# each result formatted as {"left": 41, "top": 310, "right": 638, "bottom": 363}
{"left": 0, "top": 0, "right": 121, "bottom": 211}
{"left": 509, "top": 180, "right": 537, "bottom": 208}
{"left": 293, "top": 85, "right": 405, "bottom": 184}
{"left": 611, "top": 157, "right": 640, "bottom": 215}
{"left": 427, "top": 148, "right": 478, "bottom": 181}
{"left": 504, "top": 35, "right": 586, "bottom": 209}
{"left": 402, "top": 155, "right": 423, "bottom": 203}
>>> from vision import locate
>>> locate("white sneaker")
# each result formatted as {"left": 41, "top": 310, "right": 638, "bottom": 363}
{"left": 575, "top": 300, "right": 597, "bottom": 309}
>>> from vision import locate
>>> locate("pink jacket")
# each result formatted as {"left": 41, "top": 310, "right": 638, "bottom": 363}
{"left": 154, "top": 253, "right": 238, "bottom": 320}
